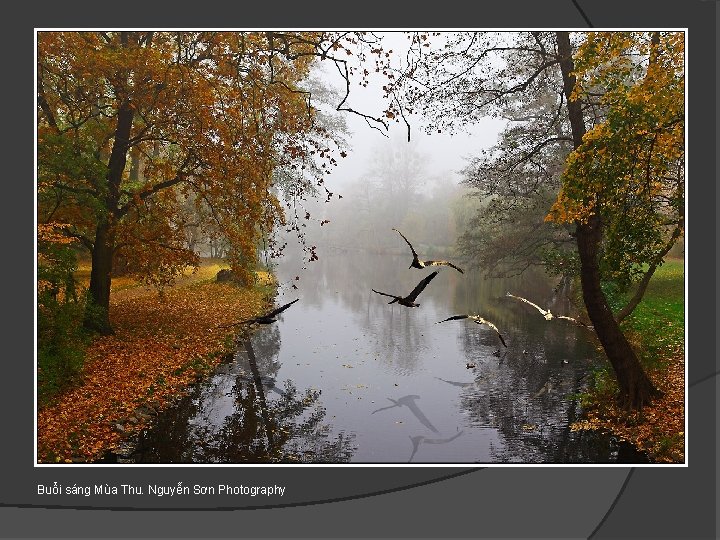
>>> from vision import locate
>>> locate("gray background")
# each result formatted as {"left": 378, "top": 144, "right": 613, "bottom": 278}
{"left": 6, "top": 0, "right": 716, "bottom": 537}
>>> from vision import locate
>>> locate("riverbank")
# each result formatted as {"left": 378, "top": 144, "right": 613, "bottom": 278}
{"left": 571, "top": 259, "right": 685, "bottom": 463}
{"left": 37, "top": 260, "right": 275, "bottom": 463}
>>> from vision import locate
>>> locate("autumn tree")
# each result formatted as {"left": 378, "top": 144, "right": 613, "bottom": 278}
{"left": 394, "top": 31, "right": 684, "bottom": 409}
{"left": 37, "top": 31, "right": 392, "bottom": 334}
{"left": 548, "top": 31, "right": 684, "bottom": 322}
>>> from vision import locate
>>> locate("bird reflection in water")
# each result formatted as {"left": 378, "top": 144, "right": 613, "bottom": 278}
{"left": 371, "top": 395, "right": 439, "bottom": 433}
{"left": 408, "top": 430, "right": 465, "bottom": 463}
{"left": 434, "top": 377, "right": 475, "bottom": 389}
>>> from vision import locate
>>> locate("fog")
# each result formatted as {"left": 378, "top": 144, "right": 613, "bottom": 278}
{"left": 275, "top": 32, "right": 507, "bottom": 267}
{"left": 320, "top": 32, "right": 506, "bottom": 189}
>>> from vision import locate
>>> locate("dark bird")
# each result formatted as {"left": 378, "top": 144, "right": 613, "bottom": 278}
{"left": 219, "top": 299, "right": 299, "bottom": 327}
{"left": 372, "top": 271, "right": 438, "bottom": 307}
{"left": 393, "top": 228, "right": 464, "bottom": 273}
{"left": 506, "top": 292, "right": 591, "bottom": 327}
{"left": 437, "top": 314, "right": 507, "bottom": 347}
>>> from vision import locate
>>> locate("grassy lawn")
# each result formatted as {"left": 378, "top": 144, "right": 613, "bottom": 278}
{"left": 621, "top": 259, "right": 684, "bottom": 369}
{"left": 573, "top": 258, "right": 685, "bottom": 463}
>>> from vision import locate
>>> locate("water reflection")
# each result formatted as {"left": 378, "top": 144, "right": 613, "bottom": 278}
{"left": 130, "top": 250, "right": 647, "bottom": 463}
{"left": 408, "top": 431, "right": 465, "bottom": 463}
{"left": 372, "top": 395, "right": 440, "bottom": 433}
{"left": 132, "top": 330, "right": 356, "bottom": 463}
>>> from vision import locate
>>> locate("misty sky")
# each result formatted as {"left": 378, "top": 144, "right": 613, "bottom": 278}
{"left": 311, "top": 31, "right": 508, "bottom": 194}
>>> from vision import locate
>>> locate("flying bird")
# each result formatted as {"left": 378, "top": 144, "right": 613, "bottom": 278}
{"left": 219, "top": 299, "right": 299, "bottom": 327}
{"left": 437, "top": 314, "right": 507, "bottom": 347}
{"left": 372, "top": 271, "right": 438, "bottom": 307}
{"left": 393, "top": 228, "right": 464, "bottom": 273}
{"left": 505, "top": 293, "right": 590, "bottom": 327}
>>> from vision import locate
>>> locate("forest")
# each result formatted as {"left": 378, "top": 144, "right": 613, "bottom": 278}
{"left": 37, "top": 31, "right": 684, "bottom": 464}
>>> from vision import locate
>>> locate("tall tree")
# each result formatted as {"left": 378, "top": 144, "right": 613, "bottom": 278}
{"left": 548, "top": 31, "right": 684, "bottom": 323}
{"left": 37, "top": 31, "right": 391, "bottom": 334}
{"left": 394, "top": 31, "right": 684, "bottom": 409}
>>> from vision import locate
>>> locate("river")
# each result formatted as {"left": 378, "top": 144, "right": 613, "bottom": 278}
{"left": 123, "top": 250, "right": 648, "bottom": 464}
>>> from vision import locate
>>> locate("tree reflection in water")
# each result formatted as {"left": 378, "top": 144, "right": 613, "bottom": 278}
{"left": 133, "top": 329, "right": 356, "bottom": 463}
{"left": 128, "top": 251, "right": 649, "bottom": 463}
{"left": 454, "top": 314, "right": 646, "bottom": 463}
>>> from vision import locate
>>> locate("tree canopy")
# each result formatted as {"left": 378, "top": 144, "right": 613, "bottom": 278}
{"left": 391, "top": 31, "right": 685, "bottom": 408}
{"left": 37, "top": 31, "right": 391, "bottom": 333}
{"left": 547, "top": 31, "right": 684, "bottom": 319}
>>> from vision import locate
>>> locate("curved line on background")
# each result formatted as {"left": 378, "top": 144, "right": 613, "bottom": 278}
{"left": 689, "top": 369, "right": 719, "bottom": 387}
{"left": 587, "top": 468, "right": 635, "bottom": 538}
{"left": 0, "top": 467, "right": 483, "bottom": 512}
{"left": 570, "top": 0, "right": 594, "bottom": 27}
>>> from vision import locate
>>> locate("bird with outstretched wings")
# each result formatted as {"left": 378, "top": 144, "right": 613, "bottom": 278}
{"left": 437, "top": 314, "right": 507, "bottom": 347}
{"left": 505, "top": 292, "right": 591, "bottom": 327}
{"left": 393, "top": 228, "right": 464, "bottom": 273}
{"left": 218, "top": 298, "right": 299, "bottom": 327}
{"left": 372, "top": 271, "right": 438, "bottom": 307}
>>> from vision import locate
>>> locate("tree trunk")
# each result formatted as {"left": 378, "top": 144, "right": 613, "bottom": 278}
{"left": 83, "top": 48, "right": 136, "bottom": 333}
{"left": 576, "top": 216, "right": 661, "bottom": 408}
{"left": 615, "top": 221, "right": 683, "bottom": 323}
{"left": 84, "top": 219, "right": 115, "bottom": 334}
{"left": 556, "top": 31, "right": 661, "bottom": 409}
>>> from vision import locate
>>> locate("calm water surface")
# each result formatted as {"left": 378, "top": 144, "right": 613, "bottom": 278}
{"left": 129, "top": 251, "right": 647, "bottom": 463}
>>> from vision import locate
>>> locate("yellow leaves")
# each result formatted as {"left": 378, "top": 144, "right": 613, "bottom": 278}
{"left": 546, "top": 160, "right": 600, "bottom": 225}
{"left": 254, "top": 271, "right": 275, "bottom": 286}
{"left": 572, "top": 32, "right": 684, "bottom": 117}
{"left": 37, "top": 279, "right": 54, "bottom": 294}
{"left": 551, "top": 33, "right": 684, "bottom": 230}
{"left": 39, "top": 31, "right": 333, "bottom": 286}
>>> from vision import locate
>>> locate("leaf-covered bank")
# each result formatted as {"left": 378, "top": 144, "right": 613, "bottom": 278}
{"left": 572, "top": 259, "right": 685, "bottom": 462}
{"left": 37, "top": 260, "right": 275, "bottom": 463}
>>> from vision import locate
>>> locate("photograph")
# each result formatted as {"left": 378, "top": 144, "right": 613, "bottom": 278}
{"left": 36, "top": 29, "right": 686, "bottom": 466}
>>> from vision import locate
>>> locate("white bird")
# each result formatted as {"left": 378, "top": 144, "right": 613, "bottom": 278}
{"left": 505, "top": 293, "right": 591, "bottom": 327}
{"left": 437, "top": 314, "right": 507, "bottom": 347}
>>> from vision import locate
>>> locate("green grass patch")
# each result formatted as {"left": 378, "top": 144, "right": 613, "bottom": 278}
{"left": 576, "top": 259, "right": 684, "bottom": 408}
{"left": 619, "top": 259, "right": 685, "bottom": 370}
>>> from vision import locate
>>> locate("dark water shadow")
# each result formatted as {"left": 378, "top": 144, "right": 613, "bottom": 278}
{"left": 108, "top": 331, "right": 357, "bottom": 463}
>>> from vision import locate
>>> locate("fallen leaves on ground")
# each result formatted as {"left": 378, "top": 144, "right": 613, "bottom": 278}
{"left": 37, "top": 265, "right": 272, "bottom": 463}
{"left": 571, "top": 346, "right": 685, "bottom": 463}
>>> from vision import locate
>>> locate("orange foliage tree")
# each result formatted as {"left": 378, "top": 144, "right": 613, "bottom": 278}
{"left": 392, "top": 31, "right": 684, "bottom": 409}
{"left": 547, "top": 31, "right": 684, "bottom": 408}
{"left": 37, "top": 31, "right": 391, "bottom": 334}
